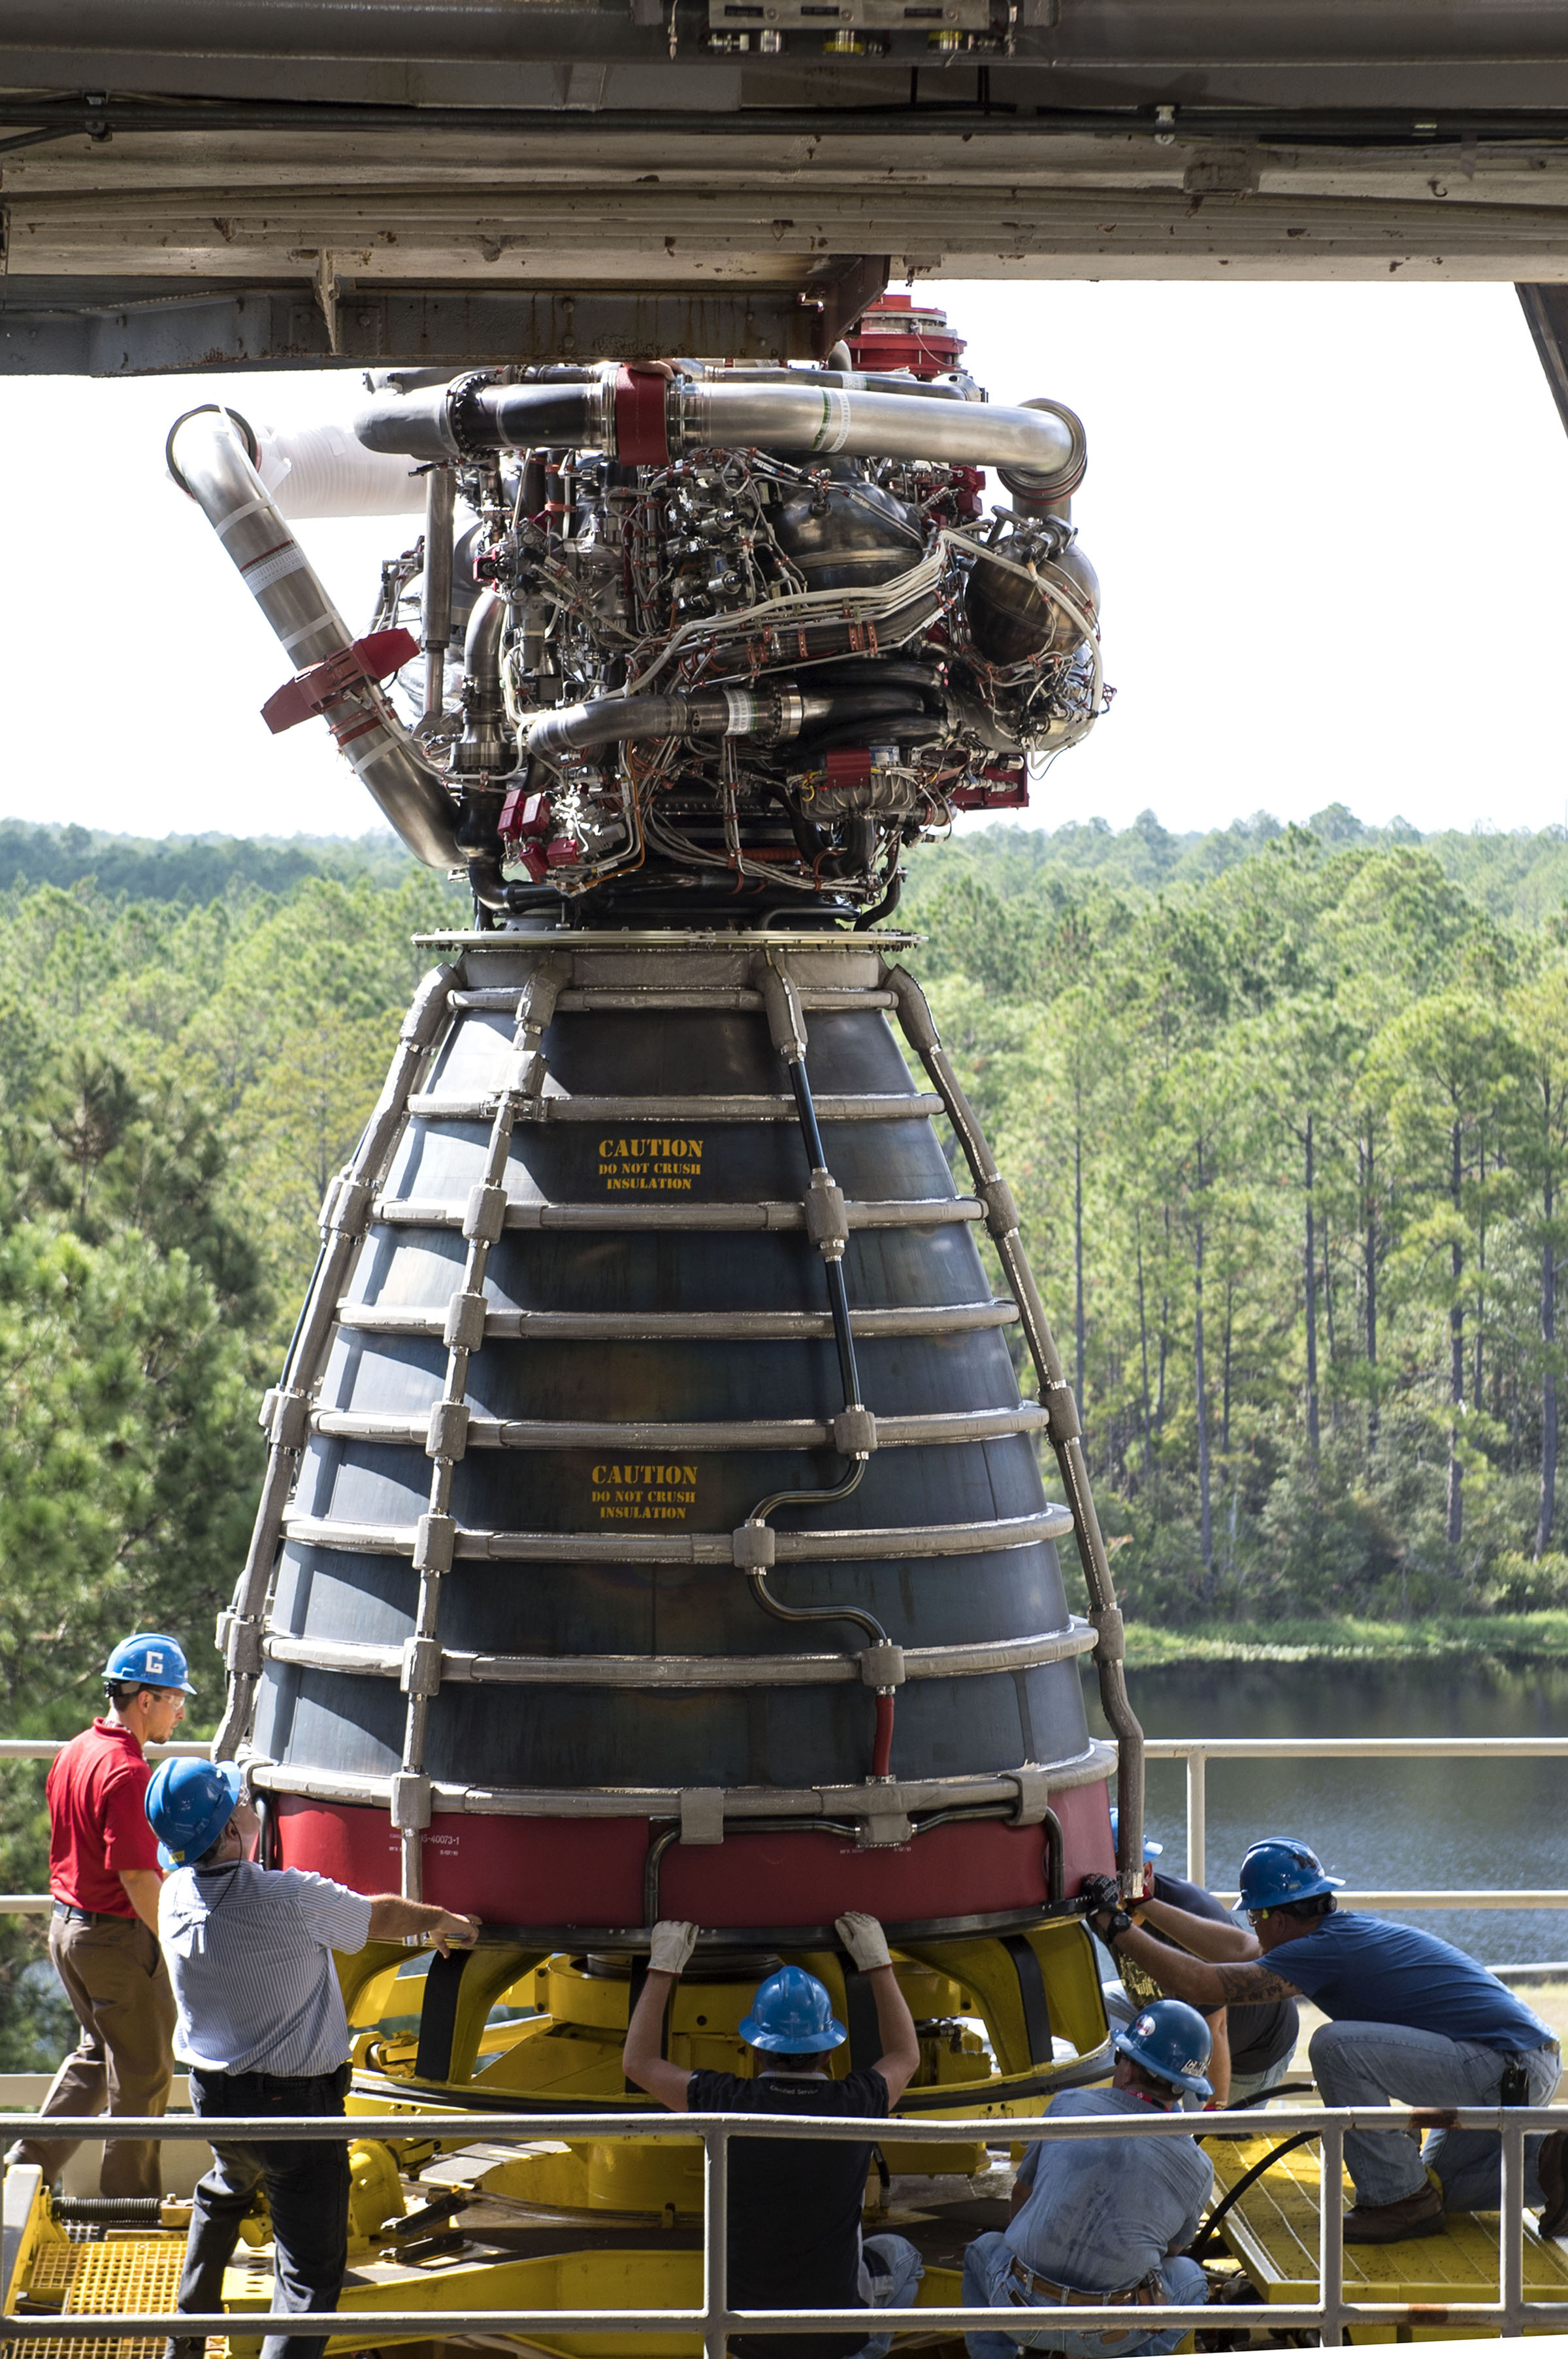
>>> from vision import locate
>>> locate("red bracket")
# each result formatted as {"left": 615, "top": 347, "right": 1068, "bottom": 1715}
{"left": 261, "top": 628, "right": 419, "bottom": 737}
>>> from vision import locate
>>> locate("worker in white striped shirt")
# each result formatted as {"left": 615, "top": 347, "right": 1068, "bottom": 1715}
{"left": 145, "top": 1760, "right": 478, "bottom": 2359}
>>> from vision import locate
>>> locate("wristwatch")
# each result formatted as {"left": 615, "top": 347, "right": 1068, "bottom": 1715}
{"left": 1103, "top": 1908, "right": 1134, "bottom": 1945}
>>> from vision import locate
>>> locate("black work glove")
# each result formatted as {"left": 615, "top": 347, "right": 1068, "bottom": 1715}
{"left": 1078, "top": 1872, "right": 1122, "bottom": 1920}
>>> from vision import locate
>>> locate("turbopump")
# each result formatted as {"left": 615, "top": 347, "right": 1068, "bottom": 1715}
{"left": 168, "top": 302, "right": 1105, "bottom": 925}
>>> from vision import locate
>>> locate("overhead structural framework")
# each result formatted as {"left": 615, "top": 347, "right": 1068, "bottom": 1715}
{"left": 12, "top": 7, "right": 1568, "bottom": 372}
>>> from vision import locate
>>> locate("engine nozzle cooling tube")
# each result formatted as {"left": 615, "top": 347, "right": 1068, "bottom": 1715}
{"left": 742, "top": 959, "right": 900, "bottom": 1781}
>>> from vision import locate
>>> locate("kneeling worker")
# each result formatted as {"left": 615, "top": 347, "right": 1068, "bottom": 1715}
{"left": 1083, "top": 1837, "right": 1563, "bottom": 2243}
{"left": 146, "top": 1759, "right": 479, "bottom": 2359}
{"left": 962, "top": 1998, "right": 1213, "bottom": 2359}
{"left": 624, "top": 1913, "right": 923, "bottom": 2358}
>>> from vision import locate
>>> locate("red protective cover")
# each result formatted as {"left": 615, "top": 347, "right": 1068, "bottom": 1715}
{"left": 615, "top": 365, "right": 672, "bottom": 467}
{"left": 274, "top": 1775, "right": 1113, "bottom": 1930}
{"left": 261, "top": 628, "right": 419, "bottom": 736}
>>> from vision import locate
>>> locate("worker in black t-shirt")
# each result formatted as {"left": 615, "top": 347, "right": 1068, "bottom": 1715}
{"left": 624, "top": 1913, "right": 923, "bottom": 2359}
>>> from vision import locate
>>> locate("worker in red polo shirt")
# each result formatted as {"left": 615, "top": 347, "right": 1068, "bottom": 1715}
{"left": 5, "top": 1633, "right": 195, "bottom": 2197}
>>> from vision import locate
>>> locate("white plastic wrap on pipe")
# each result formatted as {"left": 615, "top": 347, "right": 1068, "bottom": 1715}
{"left": 249, "top": 418, "right": 427, "bottom": 519}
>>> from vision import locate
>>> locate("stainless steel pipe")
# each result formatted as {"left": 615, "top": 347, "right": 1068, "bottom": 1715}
{"left": 353, "top": 370, "right": 1085, "bottom": 497}
{"left": 166, "top": 405, "right": 461, "bottom": 870}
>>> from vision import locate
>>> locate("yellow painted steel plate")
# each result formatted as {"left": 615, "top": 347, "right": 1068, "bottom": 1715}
{"left": 11, "top": 2235, "right": 199, "bottom": 2359}
{"left": 1207, "top": 2134, "right": 1568, "bottom": 2323}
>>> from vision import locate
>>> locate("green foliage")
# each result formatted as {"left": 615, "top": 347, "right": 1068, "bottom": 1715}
{"left": 904, "top": 813, "right": 1568, "bottom": 1634}
{"left": 0, "top": 858, "right": 465, "bottom": 2036}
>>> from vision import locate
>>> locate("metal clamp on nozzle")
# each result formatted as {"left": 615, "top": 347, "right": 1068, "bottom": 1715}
{"left": 806, "top": 1172, "right": 849, "bottom": 1259}
{"left": 832, "top": 1405, "right": 878, "bottom": 1457}
{"left": 732, "top": 1520, "right": 777, "bottom": 1570}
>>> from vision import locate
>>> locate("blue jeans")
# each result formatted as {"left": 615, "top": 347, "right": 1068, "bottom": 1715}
{"left": 1308, "top": 2021, "right": 1561, "bottom": 2210}
{"left": 1226, "top": 2052, "right": 1295, "bottom": 2110}
{"left": 962, "top": 2231, "right": 1207, "bottom": 2359}
{"left": 851, "top": 2232, "right": 924, "bottom": 2359}
{"left": 171, "top": 2063, "right": 351, "bottom": 2359}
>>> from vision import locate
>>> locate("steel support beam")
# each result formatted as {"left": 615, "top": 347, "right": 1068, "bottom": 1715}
{"left": 0, "top": 273, "right": 888, "bottom": 374}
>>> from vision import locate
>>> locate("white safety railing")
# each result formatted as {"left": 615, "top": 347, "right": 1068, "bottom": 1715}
{"left": 1145, "top": 1735, "right": 1568, "bottom": 1900}
{"left": 3, "top": 2103, "right": 1565, "bottom": 2351}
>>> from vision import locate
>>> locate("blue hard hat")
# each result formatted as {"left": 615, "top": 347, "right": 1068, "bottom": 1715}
{"left": 104, "top": 1632, "right": 197, "bottom": 1695}
{"left": 1109, "top": 1808, "right": 1163, "bottom": 1863}
{"left": 145, "top": 1758, "right": 243, "bottom": 1871}
{"left": 1114, "top": 1998, "right": 1214, "bottom": 2098}
{"left": 1237, "top": 1837, "right": 1345, "bottom": 1913}
{"left": 739, "top": 1966, "right": 847, "bottom": 2055}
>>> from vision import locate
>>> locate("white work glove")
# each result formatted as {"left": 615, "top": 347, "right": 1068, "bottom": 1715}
{"left": 836, "top": 1912, "right": 892, "bottom": 1971}
{"left": 648, "top": 1919, "right": 699, "bottom": 1975}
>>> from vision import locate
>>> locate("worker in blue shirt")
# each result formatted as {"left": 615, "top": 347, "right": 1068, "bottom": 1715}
{"left": 1083, "top": 1836, "right": 1563, "bottom": 2245}
{"left": 962, "top": 1997, "right": 1213, "bottom": 2359}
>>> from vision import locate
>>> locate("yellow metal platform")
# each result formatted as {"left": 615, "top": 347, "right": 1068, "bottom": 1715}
{"left": 8, "top": 2233, "right": 195, "bottom": 2359}
{"left": 1209, "top": 2132, "right": 1568, "bottom": 2342}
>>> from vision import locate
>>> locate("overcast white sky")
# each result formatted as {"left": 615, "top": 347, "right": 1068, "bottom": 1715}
{"left": 1, "top": 277, "right": 1563, "bottom": 844}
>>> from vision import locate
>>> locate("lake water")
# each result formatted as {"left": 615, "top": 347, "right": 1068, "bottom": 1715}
{"left": 1082, "top": 1659, "right": 1568, "bottom": 1966}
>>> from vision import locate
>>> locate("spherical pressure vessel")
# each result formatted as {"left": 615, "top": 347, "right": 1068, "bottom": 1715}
{"left": 231, "top": 930, "right": 1115, "bottom": 1941}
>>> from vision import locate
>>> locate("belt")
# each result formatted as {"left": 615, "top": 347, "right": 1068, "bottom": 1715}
{"left": 1007, "top": 2258, "right": 1161, "bottom": 2309}
{"left": 54, "top": 1903, "right": 135, "bottom": 1925}
{"left": 194, "top": 2063, "right": 352, "bottom": 2094}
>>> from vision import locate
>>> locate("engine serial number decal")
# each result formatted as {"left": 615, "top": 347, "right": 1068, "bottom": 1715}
{"left": 597, "top": 1135, "right": 702, "bottom": 1192}
{"left": 591, "top": 1462, "right": 698, "bottom": 1522}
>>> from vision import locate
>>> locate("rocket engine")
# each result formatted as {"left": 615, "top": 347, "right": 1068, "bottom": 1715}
{"left": 169, "top": 300, "right": 1142, "bottom": 2136}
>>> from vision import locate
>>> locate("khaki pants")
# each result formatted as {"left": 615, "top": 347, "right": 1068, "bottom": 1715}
{"left": 12, "top": 1910, "right": 176, "bottom": 2196}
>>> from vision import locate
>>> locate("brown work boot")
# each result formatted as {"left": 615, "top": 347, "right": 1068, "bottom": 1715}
{"left": 1342, "top": 2185, "right": 1446, "bottom": 2243}
{"left": 1537, "top": 2131, "right": 1568, "bottom": 2237}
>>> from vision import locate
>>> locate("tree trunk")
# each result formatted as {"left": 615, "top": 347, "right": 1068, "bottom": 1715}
{"left": 1073, "top": 1124, "right": 1086, "bottom": 1416}
{"left": 1364, "top": 1132, "right": 1379, "bottom": 1457}
{"left": 1156, "top": 1209, "right": 1171, "bottom": 1443}
{"left": 1303, "top": 1115, "right": 1320, "bottom": 1459}
{"left": 1322, "top": 1206, "right": 1339, "bottom": 1436}
{"left": 1447, "top": 1118, "right": 1464, "bottom": 1549}
{"left": 1135, "top": 1221, "right": 1152, "bottom": 1483}
{"left": 1222, "top": 1279, "right": 1233, "bottom": 1456}
{"left": 1475, "top": 1138, "right": 1486, "bottom": 1413}
{"left": 1539, "top": 1109, "right": 1557, "bottom": 1559}
{"left": 1195, "top": 1142, "right": 1215, "bottom": 1594}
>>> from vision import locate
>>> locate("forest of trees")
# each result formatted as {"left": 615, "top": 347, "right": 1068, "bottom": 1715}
{"left": 2, "top": 802, "right": 1568, "bottom": 2058}
{"left": 905, "top": 809, "right": 1568, "bottom": 1630}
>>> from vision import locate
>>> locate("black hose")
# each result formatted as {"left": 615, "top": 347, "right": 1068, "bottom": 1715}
{"left": 794, "top": 708, "right": 938, "bottom": 763}
{"left": 1188, "top": 2130, "right": 1320, "bottom": 2262}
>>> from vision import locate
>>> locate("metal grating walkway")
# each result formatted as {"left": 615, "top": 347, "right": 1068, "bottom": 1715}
{"left": 11, "top": 2235, "right": 190, "bottom": 2359}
